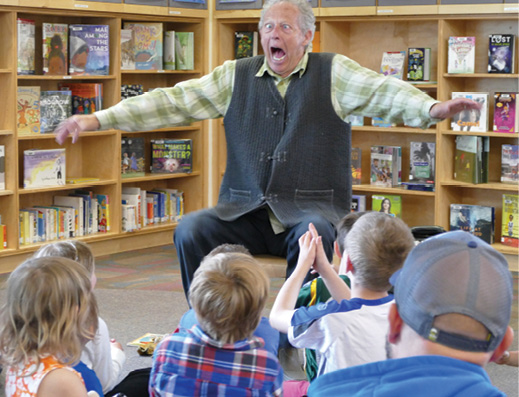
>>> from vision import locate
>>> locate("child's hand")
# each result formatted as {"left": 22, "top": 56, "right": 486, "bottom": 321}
{"left": 296, "top": 231, "right": 316, "bottom": 274}
{"left": 110, "top": 338, "right": 123, "bottom": 351}
{"left": 308, "top": 223, "right": 333, "bottom": 275}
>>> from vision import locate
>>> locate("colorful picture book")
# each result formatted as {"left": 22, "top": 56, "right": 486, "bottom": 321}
{"left": 351, "top": 147, "right": 362, "bottom": 185}
{"left": 409, "top": 141, "right": 435, "bottom": 184}
{"left": 164, "top": 31, "right": 176, "bottom": 70}
{"left": 372, "top": 195, "right": 402, "bottom": 218}
{"left": 346, "top": 114, "right": 364, "bottom": 127}
{"left": 39, "top": 90, "right": 72, "bottom": 133}
{"left": 380, "top": 51, "right": 406, "bottom": 79}
{"left": 69, "top": 24, "right": 110, "bottom": 76}
{"left": 17, "top": 18, "right": 35, "bottom": 75}
{"left": 449, "top": 204, "right": 495, "bottom": 244}
{"left": 234, "top": 31, "right": 258, "bottom": 59}
{"left": 350, "top": 194, "right": 366, "bottom": 213}
{"left": 407, "top": 48, "right": 430, "bottom": 81}
{"left": 501, "top": 144, "right": 518, "bottom": 183}
{"left": 447, "top": 36, "right": 476, "bottom": 74}
{"left": 488, "top": 34, "right": 515, "bottom": 74}
{"left": 493, "top": 92, "right": 518, "bottom": 133}
{"left": 121, "top": 84, "right": 144, "bottom": 100}
{"left": 17, "top": 86, "right": 40, "bottom": 135}
{"left": 502, "top": 194, "right": 518, "bottom": 248}
{"left": 150, "top": 139, "right": 193, "bottom": 174}
{"left": 42, "top": 22, "right": 68, "bottom": 75}
{"left": 0, "top": 145, "right": 4, "bottom": 190}
{"left": 121, "top": 137, "right": 146, "bottom": 178}
{"left": 123, "top": 22, "right": 163, "bottom": 70}
{"left": 451, "top": 92, "right": 489, "bottom": 132}
{"left": 58, "top": 82, "right": 103, "bottom": 115}
{"left": 120, "top": 29, "right": 135, "bottom": 70}
{"left": 175, "top": 32, "right": 194, "bottom": 70}
{"left": 23, "top": 148, "right": 66, "bottom": 188}
{"left": 370, "top": 145, "right": 401, "bottom": 187}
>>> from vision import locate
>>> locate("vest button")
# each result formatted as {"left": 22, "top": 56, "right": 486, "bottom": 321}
{"left": 273, "top": 110, "right": 278, "bottom": 116}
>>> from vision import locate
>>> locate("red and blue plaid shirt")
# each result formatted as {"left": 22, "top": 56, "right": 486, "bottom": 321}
{"left": 149, "top": 325, "right": 283, "bottom": 396}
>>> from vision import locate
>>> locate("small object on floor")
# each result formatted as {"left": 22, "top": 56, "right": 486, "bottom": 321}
{"left": 137, "top": 334, "right": 165, "bottom": 356}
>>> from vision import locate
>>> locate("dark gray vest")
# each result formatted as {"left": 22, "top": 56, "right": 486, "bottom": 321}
{"left": 216, "top": 53, "right": 352, "bottom": 227}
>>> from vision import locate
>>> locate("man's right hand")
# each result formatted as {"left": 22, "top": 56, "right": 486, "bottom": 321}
{"left": 54, "top": 114, "right": 100, "bottom": 145}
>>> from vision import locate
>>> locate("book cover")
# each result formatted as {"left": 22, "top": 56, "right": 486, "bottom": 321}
{"left": 409, "top": 141, "right": 435, "bottom": 184}
{"left": 0, "top": 145, "right": 4, "bottom": 190}
{"left": 69, "top": 24, "right": 110, "bottom": 76}
{"left": 380, "top": 51, "right": 406, "bottom": 79}
{"left": 150, "top": 139, "right": 193, "bottom": 174}
{"left": 350, "top": 194, "right": 366, "bottom": 213}
{"left": 123, "top": 22, "right": 163, "bottom": 70}
{"left": 488, "top": 34, "right": 515, "bottom": 73}
{"left": 121, "top": 137, "right": 146, "bottom": 178}
{"left": 121, "top": 84, "right": 144, "bottom": 100}
{"left": 58, "top": 82, "right": 103, "bottom": 115}
{"left": 120, "top": 29, "right": 135, "bottom": 70}
{"left": 370, "top": 145, "right": 401, "bottom": 187}
{"left": 448, "top": 36, "right": 476, "bottom": 74}
{"left": 40, "top": 90, "right": 72, "bottom": 133}
{"left": 451, "top": 92, "right": 489, "bottom": 132}
{"left": 234, "top": 31, "right": 258, "bottom": 59}
{"left": 346, "top": 114, "right": 364, "bottom": 126}
{"left": 164, "top": 31, "right": 176, "bottom": 70}
{"left": 493, "top": 92, "right": 518, "bottom": 133}
{"left": 17, "top": 86, "right": 40, "bottom": 135}
{"left": 23, "top": 148, "right": 66, "bottom": 188}
{"left": 42, "top": 23, "right": 68, "bottom": 75}
{"left": 175, "top": 32, "right": 194, "bottom": 70}
{"left": 371, "top": 117, "right": 396, "bottom": 128}
{"left": 502, "top": 194, "right": 518, "bottom": 248}
{"left": 454, "top": 135, "right": 478, "bottom": 184}
{"left": 53, "top": 196, "right": 85, "bottom": 236}
{"left": 351, "top": 147, "right": 362, "bottom": 185}
{"left": 17, "top": 18, "right": 35, "bottom": 75}
{"left": 372, "top": 195, "right": 402, "bottom": 218}
{"left": 96, "top": 193, "right": 110, "bottom": 232}
{"left": 450, "top": 204, "right": 495, "bottom": 244}
{"left": 127, "top": 332, "right": 165, "bottom": 347}
{"left": 501, "top": 144, "right": 518, "bottom": 183}
{"left": 407, "top": 47, "right": 430, "bottom": 81}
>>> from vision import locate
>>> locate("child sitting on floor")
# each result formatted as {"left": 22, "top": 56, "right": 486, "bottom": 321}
{"left": 0, "top": 256, "right": 99, "bottom": 397}
{"left": 149, "top": 251, "right": 284, "bottom": 396}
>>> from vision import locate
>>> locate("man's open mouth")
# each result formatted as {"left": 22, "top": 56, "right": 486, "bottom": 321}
{"left": 272, "top": 47, "right": 286, "bottom": 61}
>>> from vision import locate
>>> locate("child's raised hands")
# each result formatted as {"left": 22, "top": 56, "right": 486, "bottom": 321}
{"left": 308, "top": 223, "right": 334, "bottom": 276}
{"left": 296, "top": 231, "right": 317, "bottom": 274}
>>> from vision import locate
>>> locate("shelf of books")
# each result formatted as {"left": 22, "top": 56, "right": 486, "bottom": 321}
{"left": 214, "top": 11, "right": 518, "bottom": 271}
{"left": 0, "top": 4, "right": 208, "bottom": 271}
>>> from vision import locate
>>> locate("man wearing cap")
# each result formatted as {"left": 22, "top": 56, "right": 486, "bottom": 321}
{"left": 307, "top": 230, "right": 514, "bottom": 396}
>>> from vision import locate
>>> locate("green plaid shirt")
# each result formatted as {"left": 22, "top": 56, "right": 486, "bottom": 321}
{"left": 96, "top": 51, "right": 440, "bottom": 131}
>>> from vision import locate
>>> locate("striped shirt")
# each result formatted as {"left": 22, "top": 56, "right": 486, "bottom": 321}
{"left": 149, "top": 325, "right": 283, "bottom": 396}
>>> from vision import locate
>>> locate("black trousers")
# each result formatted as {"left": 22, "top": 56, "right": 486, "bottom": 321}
{"left": 173, "top": 207, "right": 336, "bottom": 299}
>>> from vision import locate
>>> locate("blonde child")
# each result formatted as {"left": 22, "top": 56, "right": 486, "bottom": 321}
{"left": 0, "top": 256, "right": 99, "bottom": 397}
{"left": 33, "top": 241, "right": 126, "bottom": 394}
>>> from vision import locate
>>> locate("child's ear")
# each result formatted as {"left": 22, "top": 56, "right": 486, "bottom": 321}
{"left": 334, "top": 241, "right": 342, "bottom": 258}
{"left": 388, "top": 303, "right": 404, "bottom": 344}
{"left": 345, "top": 255, "right": 354, "bottom": 274}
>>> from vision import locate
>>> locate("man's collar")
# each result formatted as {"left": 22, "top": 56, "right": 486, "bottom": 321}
{"left": 256, "top": 50, "right": 310, "bottom": 80}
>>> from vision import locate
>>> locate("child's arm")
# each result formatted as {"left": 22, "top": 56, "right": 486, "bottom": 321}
{"left": 309, "top": 223, "right": 351, "bottom": 301}
{"left": 495, "top": 350, "right": 518, "bottom": 367}
{"left": 38, "top": 368, "right": 88, "bottom": 397}
{"left": 269, "top": 231, "right": 316, "bottom": 334}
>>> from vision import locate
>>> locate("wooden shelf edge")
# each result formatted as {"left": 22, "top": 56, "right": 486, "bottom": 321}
{"left": 121, "top": 221, "right": 178, "bottom": 235}
{"left": 121, "top": 69, "right": 202, "bottom": 75}
{"left": 443, "top": 73, "right": 519, "bottom": 79}
{"left": 17, "top": 74, "right": 117, "bottom": 80}
{"left": 377, "top": 5, "right": 438, "bottom": 15}
{"left": 319, "top": 6, "right": 376, "bottom": 17}
{"left": 0, "top": 130, "right": 14, "bottom": 136}
{"left": 438, "top": 3, "right": 506, "bottom": 14}
{"left": 214, "top": 9, "right": 262, "bottom": 19}
{"left": 18, "top": 130, "right": 118, "bottom": 140}
{"left": 441, "top": 130, "right": 519, "bottom": 138}
{"left": 121, "top": 171, "right": 200, "bottom": 183}
{"left": 440, "top": 181, "right": 519, "bottom": 191}
{"left": 352, "top": 185, "right": 436, "bottom": 196}
{"left": 20, "top": 180, "right": 118, "bottom": 194}
{"left": 0, "top": 190, "right": 15, "bottom": 197}
{"left": 352, "top": 126, "right": 437, "bottom": 134}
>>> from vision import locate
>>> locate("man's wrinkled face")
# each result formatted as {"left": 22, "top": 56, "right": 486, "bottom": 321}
{"left": 260, "top": 3, "right": 312, "bottom": 78}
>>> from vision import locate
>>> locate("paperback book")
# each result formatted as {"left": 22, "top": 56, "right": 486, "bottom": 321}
{"left": 0, "top": 145, "right": 4, "bottom": 190}
{"left": 407, "top": 48, "right": 431, "bottom": 81}
{"left": 17, "top": 86, "right": 40, "bottom": 135}
{"left": 372, "top": 195, "right": 402, "bottom": 218}
{"left": 23, "top": 148, "right": 66, "bottom": 188}
{"left": 350, "top": 194, "right": 366, "bottom": 213}
{"left": 121, "top": 137, "right": 146, "bottom": 178}
{"left": 351, "top": 147, "right": 362, "bottom": 185}
{"left": 40, "top": 90, "right": 72, "bottom": 133}
{"left": 164, "top": 31, "right": 176, "bottom": 70}
{"left": 175, "top": 32, "right": 194, "bottom": 70}
{"left": 123, "top": 22, "right": 163, "bottom": 70}
{"left": 501, "top": 144, "right": 518, "bottom": 183}
{"left": 120, "top": 29, "right": 135, "bottom": 70}
{"left": 370, "top": 145, "right": 401, "bottom": 187}
{"left": 69, "top": 24, "right": 110, "bottom": 76}
{"left": 450, "top": 203, "right": 495, "bottom": 244}
{"left": 17, "top": 18, "right": 35, "bottom": 75}
{"left": 451, "top": 92, "right": 489, "bottom": 132}
{"left": 380, "top": 51, "right": 406, "bottom": 79}
{"left": 447, "top": 36, "right": 476, "bottom": 74}
{"left": 58, "top": 82, "right": 103, "bottom": 115}
{"left": 502, "top": 194, "right": 518, "bottom": 248}
{"left": 488, "top": 34, "right": 515, "bottom": 74}
{"left": 493, "top": 92, "right": 518, "bottom": 133}
{"left": 409, "top": 141, "right": 435, "bottom": 184}
{"left": 42, "top": 22, "right": 68, "bottom": 75}
{"left": 234, "top": 31, "right": 258, "bottom": 59}
{"left": 454, "top": 135, "right": 478, "bottom": 184}
{"left": 150, "top": 139, "right": 193, "bottom": 174}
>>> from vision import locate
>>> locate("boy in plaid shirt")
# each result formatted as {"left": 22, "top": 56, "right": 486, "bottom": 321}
{"left": 149, "top": 252, "right": 283, "bottom": 396}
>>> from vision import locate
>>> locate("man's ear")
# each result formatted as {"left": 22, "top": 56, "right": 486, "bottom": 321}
{"left": 490, "top": 326, "right": 514, "bottom": 363}
{"left": 303, "top": 30, "right": 313, "bottom": 47}
{"left": 388, "top": 303, "right": 404, "bottom": 344}
{"left": 334, "top": 241, "right": 342, "bottom": 258}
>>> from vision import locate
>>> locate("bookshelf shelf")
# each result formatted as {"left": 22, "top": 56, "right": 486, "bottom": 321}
{"left": 352, "top": 126, "right": 437, "bottom": 135}
{"left": 352, "top": 185, "right": 436, "bottom": 197}
{"left": 0, "top": 190, "right": 14, "bottom": 197}
{"left": 443, "top": 73, "right": 519, "bottom": 79}
{"left": 440, "top": 181, "right": 519, "bottom": 192}
{"left": 441, "top": 130, "right": 519, "bottom": 138}
{"left": 121, "top": 171, "right": 201, "bottom": 183}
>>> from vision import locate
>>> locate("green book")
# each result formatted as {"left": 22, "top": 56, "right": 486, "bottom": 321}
{"left": 175, "top": 32, "right": 194, "bottom": 70}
